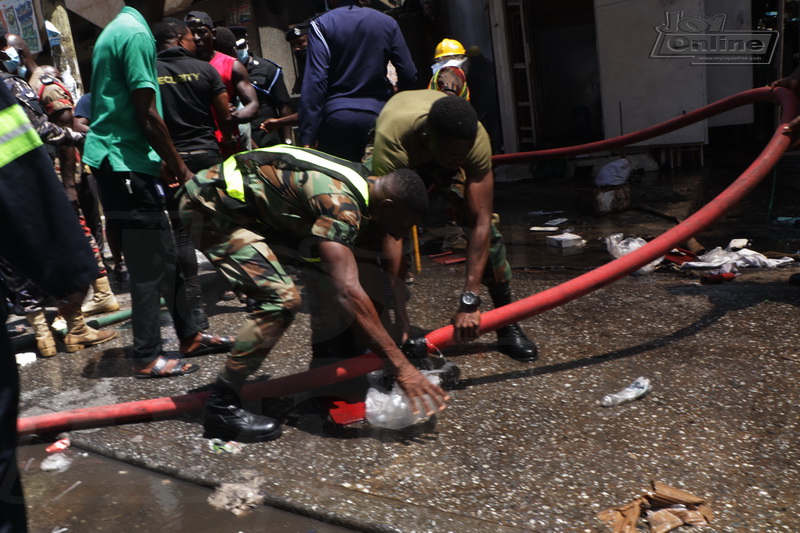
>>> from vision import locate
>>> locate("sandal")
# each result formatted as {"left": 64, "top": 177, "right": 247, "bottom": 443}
{"left": 134, "top": 355, "right": 199, "bottom": 379}
{"left": 181, "top": 332, "right": 234, "bottom": 358}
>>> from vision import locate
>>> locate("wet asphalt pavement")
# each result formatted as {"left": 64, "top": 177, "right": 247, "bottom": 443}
{"left": 13, "top": 150, "right": 800, "bottom": 532}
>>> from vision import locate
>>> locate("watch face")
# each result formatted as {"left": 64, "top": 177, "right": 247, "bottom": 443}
{"left": 461, "top": 291, "right": 479, "bottom": 307}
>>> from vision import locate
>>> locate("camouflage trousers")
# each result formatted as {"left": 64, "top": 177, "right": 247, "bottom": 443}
{"left": 178, "top": 195, "right": 297, "bottom": 379}
{"left": 177, "top": 189, "right": 353, "bottom": 379}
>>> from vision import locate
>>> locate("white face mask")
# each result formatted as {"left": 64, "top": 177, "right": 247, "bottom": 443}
{"left": 431, "top": 56, "right": 469, "bottom": 76}
{"left": 2, "top": 46, "right": 25, "bottom": 77}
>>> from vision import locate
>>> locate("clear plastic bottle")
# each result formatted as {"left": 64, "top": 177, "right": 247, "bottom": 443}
{"left": 600, "top": 376, "right": 651, "bottom": 407}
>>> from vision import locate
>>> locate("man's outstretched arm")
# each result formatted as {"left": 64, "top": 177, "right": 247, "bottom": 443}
{"left": 319, "top": 239, "right": 448, "bottom": 415}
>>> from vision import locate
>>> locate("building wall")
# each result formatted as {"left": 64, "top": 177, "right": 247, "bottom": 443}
{"left": 594, "top": 0, "right": 708, "bottom": 145}
{"left": 705, "top": 0, "right": 754, "bottom": 127}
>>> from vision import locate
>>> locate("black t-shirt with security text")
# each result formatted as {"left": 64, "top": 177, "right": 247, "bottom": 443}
{"left": 157, "top": 46, "right": 226, "bottom": 153}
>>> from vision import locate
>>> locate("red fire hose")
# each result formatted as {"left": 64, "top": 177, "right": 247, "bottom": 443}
{"left": 17, "top": 87, "right": 799, "bottom": 437}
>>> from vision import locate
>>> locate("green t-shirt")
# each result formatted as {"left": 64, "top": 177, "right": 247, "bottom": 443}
{"left": 83, "top": 7, "right": 162, "bottom": 175}
{"left": 371, "top": 89, "right": 492, "bottom": 180}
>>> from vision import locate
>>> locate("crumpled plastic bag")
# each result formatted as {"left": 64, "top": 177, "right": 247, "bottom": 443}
{"left": 595, "top": 158, "right": 631, "bottom": 187}
{"left": 682, "top": 247, "right": 793, "bottom": 272}
{"left": 605, "top": 233, "right": 664, "bottom": 274}
{"left": 365, "top": 371, "right": 441, "bottom": 429}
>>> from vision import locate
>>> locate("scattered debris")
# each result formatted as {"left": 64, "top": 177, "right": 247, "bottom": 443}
{"left": 208, "top": 476, "right": 266, "bottom": 516}
{"left": 595, "top": 157, "right": 631, "bottom": 187}
{"left": 605, "top": 233, "right": 663, "bottom": 274}
{"left": 528, "top": 210, "right": 565, "bottom": 216}
{"left": 544, "top": 217, "right": 569, "bottom": 226}
{"left": 597, "top": 480, "right": 712, "bottom": 533}
{"left": 15, "top": 352, "right": 37, "bottom": 367}
{"left": 700, "top": 273, "right": 736, "bottom": 285}
{"left": 600, "top": 377, "right": 651, "bottom": 407}
{"left": 577, "top": 185, "right": 632, "bottom": 216}
{"left": 52, "top": 481, "right": 82, "bottom": 502}
{"left": 429, "top": 252, "right": 466, "bottom": 265}
{"left": 46, "top": 438, "right": 71, "bottom": 453}
{"left": 682, "top": 247, "right": 793, "bottom": 272}
{"left": 546, "top": 233, "right": 585, "bottom": 248}
{"left": 726, "top": 238, "right": 749, "bottom": 251}
{"left": 208, "top": 439, "right": 243, "bottom": 455}
{"left": 529, "top": 226, "right": 560, "bottom": 232}
{"left": 774, "top": 217, "right": 800, "bottom": 227}
{"left": 663, "top": 248, "right": 698, "bottom": 266}
{"left": 40, "top": 453, "right": 73, "bottom": 473}
{"left": 328, "top": 399, "right": 366, "bottom": 426}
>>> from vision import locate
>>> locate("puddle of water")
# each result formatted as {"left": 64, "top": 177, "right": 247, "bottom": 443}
{"left": 17, "top": 443, "right": 355, "bottom": 533}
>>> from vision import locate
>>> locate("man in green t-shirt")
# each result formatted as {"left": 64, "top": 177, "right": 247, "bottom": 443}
{"left": 370, "top": 90, "right": 538, "bottom": 362}
{"left": 178, "top": 145, "right": 448, "bottom": 442}
{"left": 84, "top": 1, "right": 232, "bottom": 378}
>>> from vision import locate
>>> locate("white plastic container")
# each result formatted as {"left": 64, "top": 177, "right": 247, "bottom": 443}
{"left": 600, "top": 377, "right": 651, "bottom": 407}
{"left": 546, "top": 233, "right": 584, "bottom": 248}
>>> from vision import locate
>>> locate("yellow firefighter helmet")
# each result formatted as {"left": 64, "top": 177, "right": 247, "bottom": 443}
{"left": 434, "top": 38, "right": 466, "bottom": 60}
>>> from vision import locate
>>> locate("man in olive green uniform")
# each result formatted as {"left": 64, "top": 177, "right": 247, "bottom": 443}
{"left": 178, "top": 145, "right": 448, "bottom": 442}
{"left": 368, "top": 90, "right": 538, "bottom": 362}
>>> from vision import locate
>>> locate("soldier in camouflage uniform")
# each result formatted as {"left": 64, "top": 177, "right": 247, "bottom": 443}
{"left": 178, "top": 145, "right": 448, "bottom": 442}
{"left": 0, "top": 34, "right": 117, "bottom": 356}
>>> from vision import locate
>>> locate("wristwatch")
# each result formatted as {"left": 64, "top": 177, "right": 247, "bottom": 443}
{"left": 459, "top": 291, "right": 481, "bottom": 311}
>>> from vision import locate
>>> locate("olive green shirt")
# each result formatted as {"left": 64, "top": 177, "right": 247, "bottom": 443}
{"left": 371, "top": 89, "right": 492, "bottom": 180}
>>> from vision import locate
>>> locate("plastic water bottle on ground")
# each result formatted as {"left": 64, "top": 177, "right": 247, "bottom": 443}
{"left": 600, "top": 376, "right": 651, "bottom": 407}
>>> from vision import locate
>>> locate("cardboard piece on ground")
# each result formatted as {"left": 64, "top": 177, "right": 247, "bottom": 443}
{"left": 646, "top": 509, "right": 684, "bottom": 533}
{"left": 596, "top": 480, "right": 712, "bottom": 533}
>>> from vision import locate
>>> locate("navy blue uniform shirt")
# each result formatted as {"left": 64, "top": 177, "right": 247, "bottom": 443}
{"left": 298, "top": 1, "right": 416, "bottom": 146}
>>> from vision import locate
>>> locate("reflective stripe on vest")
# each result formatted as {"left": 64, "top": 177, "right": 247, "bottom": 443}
{"left": 222, "top": 145, "right": 370, "bottom": 206}
{"left": 222, "top": 155, "right": 245, "bottom": 201}
{"left": 0, "top": 103, "right": 42, "bottom": 167}
{"left": 428, "top": 68, "right": 470, "bottom": 101}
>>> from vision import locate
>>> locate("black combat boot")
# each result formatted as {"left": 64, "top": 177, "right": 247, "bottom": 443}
{"left": 203, "top": 377, "right": 282, "bottom": 442}
{"left": 488, "top": 282, "right": 539, "bottom": 362}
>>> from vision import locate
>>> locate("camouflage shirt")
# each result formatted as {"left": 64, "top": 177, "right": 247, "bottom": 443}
{"left": 183, "top": 146, "right": 373, "bottom": 252}
{"left": 0, "top": 72, "right": 83, "bottom": 147}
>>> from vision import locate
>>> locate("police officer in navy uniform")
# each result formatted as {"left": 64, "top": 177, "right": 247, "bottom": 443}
{"left": 297, "top": 0, "right": 417, "bottom": 162}
{"left": 285, "top": 23, "right": 309, "bottom": 95}
{"left": 229, "top": 26, "right": 293, "bottom": 148}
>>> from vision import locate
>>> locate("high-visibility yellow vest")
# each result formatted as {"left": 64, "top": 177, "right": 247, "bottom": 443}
{"left": 222, "top": 145, "right": 370, "bottom": 207}
{"left": 0, "top": 99, "right": 43, "bottom": 167}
